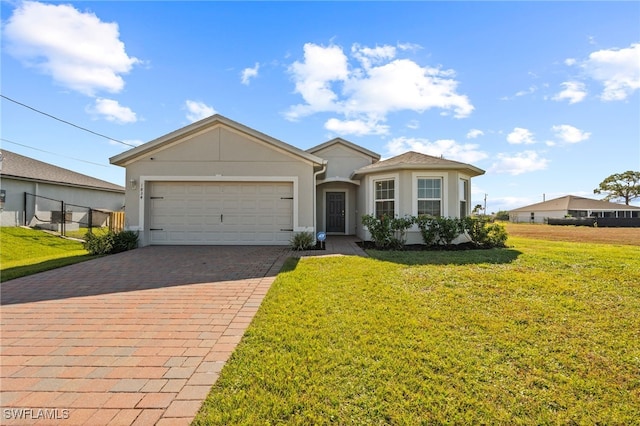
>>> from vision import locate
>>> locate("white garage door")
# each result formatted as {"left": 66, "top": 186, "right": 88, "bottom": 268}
{"left": 148, "top": 181, "right": 293, "bottom": 245}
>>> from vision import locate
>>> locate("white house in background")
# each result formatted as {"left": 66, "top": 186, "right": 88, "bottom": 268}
{"left": 110, "top": 114, "right": 485, "bottom": 247}
{"left": 509, "top": 195, "right": 640, "bottom": 223}
{"left": 0, "top": 150, "right": 125, "bottom": 228}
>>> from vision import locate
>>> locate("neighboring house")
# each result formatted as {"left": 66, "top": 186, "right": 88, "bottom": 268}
{"left": 0, "top": 149, "right": 125, "bottom": 228}
{"left": 509, "top": 195, "right": 640, "bottom": 223}
{"left": 109, "top": 114, "right": 485, "bottom": 246}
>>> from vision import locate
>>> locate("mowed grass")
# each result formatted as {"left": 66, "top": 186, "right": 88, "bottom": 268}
{"left": 194, "top": 235, "right": 640, "bottom": 424}
{"left": 505, "top": 222, "right": 640, "bottom": 246}
{"left": 0, "top": 227, "right": 95, "bottom": 282}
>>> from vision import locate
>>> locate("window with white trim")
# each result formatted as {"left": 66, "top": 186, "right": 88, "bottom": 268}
{"left": 459, "top": 179, "right": 469, "bottom": 218}
{"left": 417, "top": 178, "right": 442, "bottom": 216}
{"left": 374, "top": 179, "right": 395, "bottom": 219}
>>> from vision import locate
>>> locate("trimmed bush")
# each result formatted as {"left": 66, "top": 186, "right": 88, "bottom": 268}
{"left": 416, "top": 215, "right": 463, "bottom": 246}
{"left": 462, "top": 217, "right": 508, "bottom": 248}
{"left": 83, "top": 230, "right": 138, "bottom": 255}
{"left": 362, "top": 214, "right": 414, "bottom": 249}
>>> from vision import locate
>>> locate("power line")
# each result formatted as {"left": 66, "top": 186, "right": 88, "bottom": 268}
{"left": 0, "top": 94, "right": 138, "bottom": 148}
{"left": 1, "top": 138, "right": 110, "bottom": 168}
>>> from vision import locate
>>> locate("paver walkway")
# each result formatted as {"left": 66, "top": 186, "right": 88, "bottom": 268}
{"left": 1, "top": 237, "right": 366, "bottom": 425}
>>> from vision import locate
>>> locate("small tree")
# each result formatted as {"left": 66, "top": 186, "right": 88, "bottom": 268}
{"left": 594, "top": 171, "right": 640, "bottom": 205}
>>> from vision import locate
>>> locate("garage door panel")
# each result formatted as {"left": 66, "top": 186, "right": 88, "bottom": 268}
{"left": 149, "top": 181, "right": 293, "bottom": 245}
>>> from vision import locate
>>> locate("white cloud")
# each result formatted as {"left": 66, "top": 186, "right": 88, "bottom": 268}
{"left": 490, "top": 196, "right": 546, "bottom": 214}
{"left": 286, "top": 43, "right": 349, "bottom": 119}
{"left": 490, "top": 151, "right": 549, "bottom": 175}
{"left": 551, "top": 124, "right": 591, "bottom": 144}
{"left": 241, "top": 62, "right": 260, "bottom": 85}
{"left": 286, "top": 42, "right": 473, "bottom": 135}
{"left": 406, "top": 120, "right": 420, "bottom": 130}
{"left": 552, "top": 81, "right": 587, "bottom": 104}
{"left": 507, "top": 127, "right": 535, "bottom": 145}
{"left": 386, "top": 137, "right": 488, "bottom": 164}
{"left": 343, "top": 58, "right": 473, "bottom": 117}
{"left": 88, "top": 98, "right": 137, "bottom": 123}
{"left": 466, "top": 129, "right": 484, "bottom": 139}
{"left": 515, "top": 86, "right": 537, "bottom": 97}
{"left": 185, "top": 100, "right": 216, "bottom": 122}
{"left": 351, "top": 43, "right": 397, "bottom": 69}
{"left": 3, "top": 1, "right": 140, "bottom": 96}
{"left": 582, "top": 43, "right": 640, "bottom": 101}
{"left": 325, "top": 118, "right": 389, "bottom": 136}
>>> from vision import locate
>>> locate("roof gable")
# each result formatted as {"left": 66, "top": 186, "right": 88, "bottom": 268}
{"left": 307, "top": 138, "right": 380, "bottom": 161}
{"left": 110, "top": 114, "right": 324, "bottom": 167}
{"left": 0, "top": 150, "right": 124, "bottom": 192}
{"left": 351, "top": 151, "right": 485, "bottom": 178}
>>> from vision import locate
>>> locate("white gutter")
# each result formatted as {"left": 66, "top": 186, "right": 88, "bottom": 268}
{"left": 312, "top": 161, "right": 328, "bottom": 242}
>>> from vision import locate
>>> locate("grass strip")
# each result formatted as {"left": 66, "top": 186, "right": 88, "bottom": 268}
{"left": 0, "top": 227, "right": 95, "bottom": 282}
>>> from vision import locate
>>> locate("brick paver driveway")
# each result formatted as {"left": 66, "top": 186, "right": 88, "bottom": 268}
{"left": 1, "top": 246, "right": 289, "bottom": 425}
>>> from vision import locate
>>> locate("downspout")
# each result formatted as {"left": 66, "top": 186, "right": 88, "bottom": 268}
{"left": 312, "top": 160, "right": 328, "bottom": 242}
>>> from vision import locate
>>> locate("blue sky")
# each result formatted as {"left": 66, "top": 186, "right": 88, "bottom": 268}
{"left": 2, "top": 1, "right": 639, "bottom": 212}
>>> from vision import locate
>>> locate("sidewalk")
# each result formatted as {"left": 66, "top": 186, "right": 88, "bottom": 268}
{"left": 285, "top": 235, "right": 368, "bottom": 258}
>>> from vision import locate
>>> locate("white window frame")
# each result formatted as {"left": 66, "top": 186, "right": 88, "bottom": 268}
{"left": 459, "top": 177, "right": 469, "bottom": 218}
{"left": 412, "top": 172, "right": 448, "bottom": 217}
{"left": 368, "top": 174, "right": 399, "bottom": 218}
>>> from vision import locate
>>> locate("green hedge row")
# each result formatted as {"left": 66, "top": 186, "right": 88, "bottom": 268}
{"left": 362, "top": 214, "right": 508, "bottom": 250}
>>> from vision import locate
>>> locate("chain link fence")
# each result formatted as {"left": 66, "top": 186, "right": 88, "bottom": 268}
{"left": 24, "top": 192, "right": 124, "bottom": 237}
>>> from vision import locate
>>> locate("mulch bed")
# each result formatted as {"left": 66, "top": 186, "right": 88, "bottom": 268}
{"left": 357, "top": 241, "right": 487, "bottom": 251}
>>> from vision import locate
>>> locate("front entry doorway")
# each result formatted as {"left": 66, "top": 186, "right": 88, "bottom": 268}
{"left": 326, "top": 192, "right": 346, "bottom": 233}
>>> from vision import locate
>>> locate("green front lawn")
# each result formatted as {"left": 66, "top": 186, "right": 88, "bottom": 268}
{"left": 0, "top": 227, "right": 96, "bottom": 282}
{"left": 194, "top": 237, "right": 640, "bottom": 424}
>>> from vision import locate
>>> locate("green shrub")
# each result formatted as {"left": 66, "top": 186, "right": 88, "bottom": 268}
{"left": 83, "top": 230, "right": 138, "bottom": 255}
{"left": 362, "top": 214, "right": 414, "bottom": 249}
{"left": 461, "top": 217, "right": 508, "bottom": 248}
{"left": 111, "top": 230, "right": 139, "bottom": 253}
{"left": 434, "top": 217, "right": 463, "bottom": 245}
{"left": 415, "top": 215, "right": 439, "bottom": 246}
{"left": 416, "top": 216, "right": 463, "bottom": 246}
{"left": 485, "top": 222, "right": 508, "bottom": 248}
{"left": 362, "top": 214, "right": 392, "bottom": 249}
{"left": 290, "top": 232, "right": 314, "bottom": 251}
{"left": 462, "top": 216, "right": 489, "bottom": 245}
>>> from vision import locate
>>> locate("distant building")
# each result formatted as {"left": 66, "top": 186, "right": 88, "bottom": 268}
{"left": 509, "top": 195, "right": 640, "bottom": 223}
{"left": 0, "top": 150, "right": 124, "bottom": 228}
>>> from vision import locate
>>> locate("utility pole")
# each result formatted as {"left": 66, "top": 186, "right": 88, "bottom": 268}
{"left": 484, "top": 193, "right": 487, "bottom": 215}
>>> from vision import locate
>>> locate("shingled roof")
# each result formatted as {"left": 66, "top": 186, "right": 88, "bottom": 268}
{"left": 510, "top": 195, "right": 640, "bottom": 212}
{"left": 351, "top": 151, "right": 485, "bottom": 179}
{"left": 0, "top": 150, "right": 124, "bottom": 193}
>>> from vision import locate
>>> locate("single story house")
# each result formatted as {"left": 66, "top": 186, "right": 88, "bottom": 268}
{"left": 0, "top": 149, "right": 125, "bottom": 229}
{"left": 509, "top": 195, "right": 640, "bottom": 223}
{"left": 109, "top": 114, "right": 485, "bottom": 246}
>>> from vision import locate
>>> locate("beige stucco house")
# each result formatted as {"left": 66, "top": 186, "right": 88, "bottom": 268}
{"left": 110, "top": 115, "right": 485, "bottom": 246}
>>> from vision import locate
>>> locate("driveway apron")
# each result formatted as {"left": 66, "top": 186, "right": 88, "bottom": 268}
{"left": 0, "top": 246, "right": 289, "bottom": 425}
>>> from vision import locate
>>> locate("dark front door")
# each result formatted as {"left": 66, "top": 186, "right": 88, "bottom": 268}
{"left": 326, "top": 192, "right": 346, "bottom": 233}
